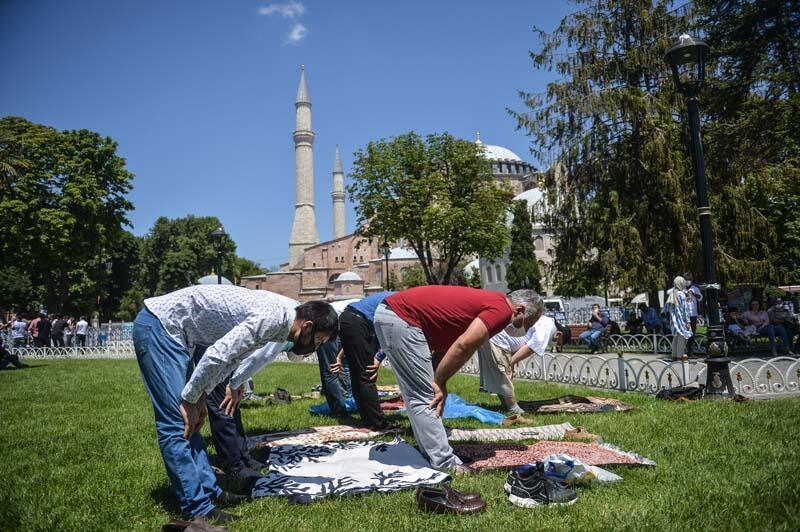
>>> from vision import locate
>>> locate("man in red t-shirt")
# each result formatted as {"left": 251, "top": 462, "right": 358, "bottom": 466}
{"left": 374, "top": 286, "right": 542, "bottom": 471}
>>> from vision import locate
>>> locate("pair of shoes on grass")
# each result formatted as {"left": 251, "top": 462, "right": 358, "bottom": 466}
{"left": 505, "top": 462, "right": 577, "bottom": 508}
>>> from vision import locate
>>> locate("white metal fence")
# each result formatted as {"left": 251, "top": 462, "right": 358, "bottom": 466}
{"left": 9, "top": 341, "right": 799, "bottom": 399}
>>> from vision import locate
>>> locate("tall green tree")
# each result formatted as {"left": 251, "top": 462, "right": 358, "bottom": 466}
{"left": 506, "top": 199, "right": 542, "bottom": 292}
{"left": 695, "top": 0, "right": 800, "bottom": 283}
{"left": 0, "top": 116, "right": 135, "bottom": 313}
{"left": 512, "top": 0, "right": 778, "bottom": 297}
{"left": 348, "top": 132, "right": 514, "bottom": 285}
{"left": 139, "top": 215, "right": 241, "bottom": 295}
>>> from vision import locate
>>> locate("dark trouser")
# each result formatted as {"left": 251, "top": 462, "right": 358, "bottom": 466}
{"left": 76, "top": 334, "right": 86, "bottom": 347}
{"left": 52, "top": 334, "right": 65, "bottom": 347}
{"left": 317, "top": 337, "right": 352, "bottom": 417}
{"left": 339, "top": 309, "right": 388, "bottom": 430}
{"left": 34, "top": 336, "right": 49, "bottom": 348}
{"left": 1, "top": 347, "right": 24, "bottom": 369}
{"left": 686, "top": 316, "right": 698, "bottom": 355}
{"left": 13, "top": 338, "right": 25, "bottom": 348}
{"left": 193, "top": 346, "right": 263, "bottom": 476}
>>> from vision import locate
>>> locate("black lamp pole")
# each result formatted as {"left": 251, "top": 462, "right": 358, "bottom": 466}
{"left": 666, "top": 34, "right": 734, "bottom": 397}
{"left": 381, "top": 241, "right": 391, "bottom": 291}
{"left": 210, "top": 226, "right": 227, "bottom": 285}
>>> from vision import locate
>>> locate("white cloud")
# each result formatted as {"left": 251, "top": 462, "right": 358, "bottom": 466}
{"left": 258, "top": 1, "right": 305, "bottom": 18}
{"left": 285, "top": 22, "right": 307, "bottom": 45}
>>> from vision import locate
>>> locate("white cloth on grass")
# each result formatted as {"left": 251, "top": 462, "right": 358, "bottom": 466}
{"left": 250, "top": 437, "right": 450, "bottom": 499}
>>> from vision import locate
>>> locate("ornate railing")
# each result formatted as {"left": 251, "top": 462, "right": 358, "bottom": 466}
{"left": 1, "top": 323, "right": 133, "bottom": 349}
{"left": 458, "top": 351, "right": 799, "bottom": 398}
{"left": 9, "top": 341, "right": 799, "bottom": 399}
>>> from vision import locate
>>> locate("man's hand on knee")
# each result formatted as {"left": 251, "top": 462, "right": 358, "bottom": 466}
{"left": 180, "top": 392, "right": 208, "bottom": 438}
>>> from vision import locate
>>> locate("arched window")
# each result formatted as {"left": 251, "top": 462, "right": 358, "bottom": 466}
{"left": 255, "top": 284, "right": 260, "bottom": 290}
{"left": 495, "top": 265, "right": 502, "bottom": 282}
{"left": 535, "top": 236, "right": 544, "bottom": 251}
{"left": 328, "top": 274, "right": 338, "bottom": 284}
{"left": 344, "top": 285, "right": 350, "bottom": 293}
{"left": 334, "top": 257, "right": 339, "bottom": 263}
{"left": 487, "top": 266, "right": 494, "bottom": 283}
{"left": 312, "top": 262, "right": 316, "bottom": 267}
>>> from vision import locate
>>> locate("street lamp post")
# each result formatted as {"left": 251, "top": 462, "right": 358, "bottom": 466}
{"left": 380, "top": 241, "right": 391, "bottom": 291}
{"left": 210, "top": 226, "right": 227, "bottom": 285}
{"left": 666, "top": 34, "right": 734, "bottom": 397}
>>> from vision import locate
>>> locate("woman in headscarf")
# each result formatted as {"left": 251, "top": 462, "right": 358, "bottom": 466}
{"left": 666, "top": 276, "right": 692, "bottom": 361}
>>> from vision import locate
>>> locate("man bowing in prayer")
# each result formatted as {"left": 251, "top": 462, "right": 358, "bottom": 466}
{"left": 373, "top": 286, "right": 542, "bottom": 473}
{"left": 132, "top": 285, "right": 338, "bottom": 523}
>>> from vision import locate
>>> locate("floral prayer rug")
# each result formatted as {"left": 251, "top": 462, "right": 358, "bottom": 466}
{"left": 453, "top": 440, "right": 655, "bottom": 470}
{"left": 517, "top": 395, "right": 637, "bottom": 414}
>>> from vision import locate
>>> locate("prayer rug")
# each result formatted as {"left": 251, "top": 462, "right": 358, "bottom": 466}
{"left": 517, "top": 395, "right": 636, "bottom": 414}
{"left": 247, "top": 425, "right": 402, "bottom": 449}
{"left": 453, "top": 441, "right": 655, "bottom": 470}
{"left": 447, "top": 422, "right": 576, "bottom": 442}
{"left": 250, "top": 437, "right": 450, "bottom": 499}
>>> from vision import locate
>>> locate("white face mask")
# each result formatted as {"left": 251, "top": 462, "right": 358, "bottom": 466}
{"left": 504, "top": 322, "right": 527, "bottom": 337}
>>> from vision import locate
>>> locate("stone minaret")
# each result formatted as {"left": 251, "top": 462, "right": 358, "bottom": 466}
{"left": 331, "top": 145, "right": 346, "bottom": 239}
{"left": 288, "top": 65, "right": 319, "bottom": 269}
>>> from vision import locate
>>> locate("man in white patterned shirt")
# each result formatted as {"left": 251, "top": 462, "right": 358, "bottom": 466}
{"left": 133, "top": 285, "right": 337, "bottom": 523}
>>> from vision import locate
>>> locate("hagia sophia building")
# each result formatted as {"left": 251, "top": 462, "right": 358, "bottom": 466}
{"left": 239, "top": 67, "right": 556, "bottom": 301}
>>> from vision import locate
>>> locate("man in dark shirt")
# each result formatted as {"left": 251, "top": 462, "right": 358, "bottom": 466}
{"left": 578, "top": 304, "right": 609, "bottom": 353}
{"left": 35, "top": 314, "right": 52, "bottom": 348}
{"left": 51, "top": 315, "right": 67, "bottom": 347}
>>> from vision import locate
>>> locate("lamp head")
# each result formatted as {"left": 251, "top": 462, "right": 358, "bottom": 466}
{"left": 665, "top": 34, "right": 710, "bottom": 95}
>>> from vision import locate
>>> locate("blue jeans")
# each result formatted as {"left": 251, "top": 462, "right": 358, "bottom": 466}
{"left": 317, "top": 338, "right": 352, "bottom": 417}
{"left": 758, "top": 324, "right": 791, "bottom": 352}
{"left": 133, "top": 308, "right": 221, "bottom": 518}
{"left": 579, "top": 329, "right": 602, "bottom": 350}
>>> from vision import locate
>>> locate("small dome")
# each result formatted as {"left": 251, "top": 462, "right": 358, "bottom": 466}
{"left": 514, "top": 187, "right": 543, "bottom": 207}
{"left": 481, "top": 144, "right": 523, "bottom": 162}
{"left": 197, "top": 275, "right": 233, "bottom": 285}
{"left": 335, "top": 271, "right": 362, "bottom": 282}
{"left": 389, "top": 247, "right": 420, "bottom": 260}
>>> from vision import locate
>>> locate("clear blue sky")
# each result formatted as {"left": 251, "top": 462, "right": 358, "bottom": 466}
{"left": 0, "top": 0, "right": 573, "bottom": 266}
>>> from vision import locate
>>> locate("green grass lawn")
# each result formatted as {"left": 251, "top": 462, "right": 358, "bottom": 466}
{"left": 2, "top": 359, "right": 799, "bottom": 531}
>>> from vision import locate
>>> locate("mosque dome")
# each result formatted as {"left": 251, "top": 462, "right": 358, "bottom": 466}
{"left": 474, "top": 132, "right": 532, "bottom": 178}
{"left": 481, "top": 144, "right": 524, "bottom": 162}
{"left": 335, "top": 271, "right": 362, "bottom": 282}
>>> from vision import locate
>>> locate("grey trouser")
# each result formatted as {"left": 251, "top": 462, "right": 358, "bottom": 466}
{"left": 476, "top": 341, "right": 517, "bottom": 411}
{"left": 671, "top": 334, "right": 687, "bottom": 359}
{"left": 373, "top": 304, "right": 461, "bottom": 469}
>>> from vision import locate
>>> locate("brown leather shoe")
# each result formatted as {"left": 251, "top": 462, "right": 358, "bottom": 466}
{"left": 415, "top": 485, "right": 486, "bottom": 514}
{"left": 447, "top": 485, "right": 481, "bottom": 501}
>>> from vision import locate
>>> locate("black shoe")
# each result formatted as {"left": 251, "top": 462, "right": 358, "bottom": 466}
{"left": 214, "top": 490, "right": 248, "bottom": 507}
{"left": 204, "top": 507, "right": 241, "bottom": 523}
{"left": 504, "top": 463, "right": 577, "bottom": 508}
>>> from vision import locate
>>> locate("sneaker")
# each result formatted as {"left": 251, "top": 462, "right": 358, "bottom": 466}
{"left": 504, "top": 463, "right": 577, "bottom": 508}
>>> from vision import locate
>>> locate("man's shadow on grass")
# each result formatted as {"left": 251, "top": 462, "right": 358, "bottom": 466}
{"left": 149, "top": 483, "right": 183, "bottom": 516}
